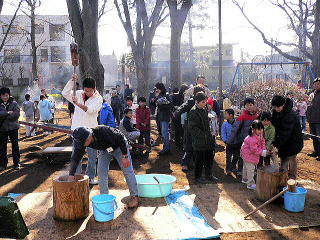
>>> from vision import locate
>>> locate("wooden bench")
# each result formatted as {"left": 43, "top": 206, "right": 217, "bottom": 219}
{"left": 42, "top": 146, "right": 73, "bottom": 165}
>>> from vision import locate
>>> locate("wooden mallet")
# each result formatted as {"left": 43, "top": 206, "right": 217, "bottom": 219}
{"left": 70, "top": 42, "right": 79, "bottom": 97}
{"left": 244, "top": 179, "right": 297, "bottom": 219}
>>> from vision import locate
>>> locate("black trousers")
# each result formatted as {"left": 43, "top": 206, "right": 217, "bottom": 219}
{"left": 138, "top": 130, "right": 151, "bottom": 147}
{"left": 225, "top": 145, "right": 240, "bottom": 172}
{"left": 173, "top": 117, "right": 184, "bottom": 146}
{"left": 194, "top": 150, "right": 213, "bottom": 179}
{"left": 0, "top": 129, "right": 20, "bottom": 168}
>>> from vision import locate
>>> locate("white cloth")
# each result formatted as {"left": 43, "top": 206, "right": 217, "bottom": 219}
{"left": 128, "top": 103, "right": 139, "bottom": 125}
{"left": 208, "top": 110, "right": 219, "bottom": 137}
{"left": 62, "top": 79, "right": 103, "bottom": 130}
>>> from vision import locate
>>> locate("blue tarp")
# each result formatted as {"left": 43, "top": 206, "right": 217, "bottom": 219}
{"left": 165, "top": 190, "right": 220, "bottom": 240}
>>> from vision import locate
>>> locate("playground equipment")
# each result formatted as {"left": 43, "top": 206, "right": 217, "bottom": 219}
{"left": 231, "top": 61, "right": 315, "bottom": 89}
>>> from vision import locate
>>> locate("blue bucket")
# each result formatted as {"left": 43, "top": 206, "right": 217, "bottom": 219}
{"left": 91, "top": 194, "right": 118, "bottom": 222}
{"left": 135, "top": 174, "right": 176, "bottom": 198}
{"left": 283, "top": 187, "right": 307, "bottom": 212}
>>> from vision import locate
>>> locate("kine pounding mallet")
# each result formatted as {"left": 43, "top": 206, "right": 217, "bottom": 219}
{"left": 70, "top": 42, "right": 79, "bottom": 96}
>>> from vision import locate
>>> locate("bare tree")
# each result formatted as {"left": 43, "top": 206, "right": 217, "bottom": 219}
{"left": 0, "top": 0, "right": 23, "bottom": 53}
{"left": 232, "top": 0, "right": 320, "bottom": 77}
{"left": 0, "top": 0, "right": 3, "bottom": 14}
{"left": 114, "top": 0, "right": 168, "bottom": 96}
{"left": 166, "top": 0, "right": 192, "bottom": 89}
{"left": 66, "top": 0, "right": 104, "bottom": 93}
{"left": 23, "top": 0, "right": 41, "bottom": 85}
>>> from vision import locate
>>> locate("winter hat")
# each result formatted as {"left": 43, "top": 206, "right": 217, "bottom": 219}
{"left": 271, "top": 95, "right": 286, "bottom": 107}
{"left": 207, "top": 97, "right": 214, "bottom": 107}
{"left": 72, "top": 127, "right": 92, "bottom": 149}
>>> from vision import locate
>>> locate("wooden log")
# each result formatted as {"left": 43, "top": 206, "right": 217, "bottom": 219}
{"left": 287, "top": 178, "right": 297, "bottom": 192}
{"left": 256, "top": 166, "right": 288, "bottom": 202}
{"left": 244, "top": 179, "right": 297, "bottom": 219}
{"left": 53, "top": 174, "right": 89, "bottom": 221}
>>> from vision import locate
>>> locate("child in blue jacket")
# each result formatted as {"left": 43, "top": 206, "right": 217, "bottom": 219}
{"left": 221, "top": 108, "right": 240, "bottom": 175}
{"left": 100, "top": 100, "right": 117, "bottom": 128}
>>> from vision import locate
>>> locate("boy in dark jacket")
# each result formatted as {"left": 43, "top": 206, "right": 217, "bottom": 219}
{"left": 188, "top": 92, "right": 216, "bottom": 184}
{"left": 271, "top": 96, "right": 303, "bottom": 179}
{"left": 227, "top": 98, "right": 258, "bottom": 175}
{"left": 155, "top": 82, "right": 173, "bottom": 155}
{"left": 0, "top": 87, "right": 20, "bottom": 170}
{"left": 221, "top": 108, "right": 239, "bottom": 175}
{"left": 136, "top": 97, "right": 151, "bottom": 147}
{"left": 120, "top": 109, "right": 140, "bottom": 142}
{"left": 174, "top": 85, "right": 205, "bottom": 171}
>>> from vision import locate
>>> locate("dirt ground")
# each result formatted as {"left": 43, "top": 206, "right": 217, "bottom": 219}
{"left": 1, "top": 109, "right": 320, "bottom": 239}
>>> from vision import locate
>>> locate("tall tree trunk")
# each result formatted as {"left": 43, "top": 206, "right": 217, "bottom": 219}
{"left": 114, "top": 0, "right": 167, "bottom": 97}
{"left": 30, "top": 4, "right": 38, "bottom": 85}
{"left": 167, "top": 0, "right": 192, "bottom": 89}
{"left": 188, "top": 12, "right": 196, "bottom": 82}
{"left": 66, "top": 0, "right": 104, "bottom": 94}
{"left": 312, "top": 0, "right": 320, "bottom": 78}
{"left": 170, "top": 27, "right": 182, "bottom": 89}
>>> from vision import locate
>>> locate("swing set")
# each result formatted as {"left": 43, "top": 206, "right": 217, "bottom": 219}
{"left": 230, "top": 61, "right": 315, "bottom": 90}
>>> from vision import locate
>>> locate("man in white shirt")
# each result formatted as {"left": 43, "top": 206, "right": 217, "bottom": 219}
{"left": 62, "top": 74, "right": 103, "bottom": 184}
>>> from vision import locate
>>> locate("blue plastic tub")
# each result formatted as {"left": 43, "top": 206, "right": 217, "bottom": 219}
{"left": 283, "top": 187, "right": 307, "bottom": 212}
{"left": 135, "top": 174, "right": 176, "bottom": 198}
{"left": 91, "top": 194, "right": 118, "bottom": 222}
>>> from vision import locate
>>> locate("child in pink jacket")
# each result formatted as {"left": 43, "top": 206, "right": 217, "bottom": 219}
{"left": 241, "top": 120, "right": 267, "bottom": 190}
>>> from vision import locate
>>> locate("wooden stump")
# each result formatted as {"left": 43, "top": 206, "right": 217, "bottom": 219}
{"left": 256, "top": 166, "right": 288, "bottom": 202}
{"left": 53, "top": 174, "right": 89, "bottom": 221}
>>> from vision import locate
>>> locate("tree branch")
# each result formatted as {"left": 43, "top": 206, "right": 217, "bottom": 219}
{"left": 66, "top": 0, "right": 84, "bottom": 43}
{"left": 233, "top": 0, "right": 303, "bottom": 62}
{"left": 0, "top": 0, "right": 23, "bottom": 52}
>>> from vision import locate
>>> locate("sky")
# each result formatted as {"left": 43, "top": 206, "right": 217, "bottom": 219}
{"left": 2, "top": 0, "right": 295, "bottom": 62}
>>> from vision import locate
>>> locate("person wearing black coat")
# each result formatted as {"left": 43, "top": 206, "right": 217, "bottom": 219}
{"left": 271, "top": 96, "right": 303, "bottom": 179}
{"left": 0, "top": 87, "right": 20, "bottom": 171}
{"left": 174, "top": 85, "right": 205, "bottom": 171}
{"left": 155, "top": 82, "right": 173, "bottom": 155}
{"left": 171, "top": 85, "right": 189, "bottom": 147}
{"left": 111, "top": 90, "right": 122, "bottom": 125}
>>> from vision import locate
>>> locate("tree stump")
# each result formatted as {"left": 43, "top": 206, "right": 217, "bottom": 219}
{"left": 256, "top": 166, "right": 288, "bottom": 202}
{"left": 53, "top": 174, "right": 89, "bottom": 221}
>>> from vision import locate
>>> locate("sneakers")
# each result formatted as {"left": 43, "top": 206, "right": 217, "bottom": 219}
{"left": 13, "top": 164, "right": 21, "bottom": 170}
{"left": 242, "top": 179, "right": 248, "bottom": 184}
{"left": 226, "top": 170, "right": 232, "bottom": 176}
{"left": 205, "top": 175, "right": 219, "bottom": 182}
{"left": 195, "top": 178, "right": 207, "bottom": 184}
{"left": 181, "top": 165, "right": 188, "bottom": 172}
{"left": 247, "top": 184, "right": 256, "bottom": 190}
{"left": 89, "top": 179, "right": 99, "bottom": 185}
{"left": 307, "top": 152, "right": 319, "bottom": 157}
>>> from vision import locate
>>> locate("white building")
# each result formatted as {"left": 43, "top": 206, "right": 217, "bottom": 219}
{"left": 100, "top": 52, "right": 118, "bottom": 90}
{"left": 0, "top": 15, "right": 73, "bottom": 97}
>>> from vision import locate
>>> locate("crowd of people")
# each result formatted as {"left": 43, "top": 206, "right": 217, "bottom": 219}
{"left": 0, "top": 73, "right": 319, "bottom": 207}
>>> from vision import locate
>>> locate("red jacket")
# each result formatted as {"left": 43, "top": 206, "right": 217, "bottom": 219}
{"left": 136, "top": 106, "right": 151, "bottom": 131}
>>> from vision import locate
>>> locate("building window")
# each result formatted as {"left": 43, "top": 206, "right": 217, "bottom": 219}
{"left": 2, "top": 25, "right": 21, "bottom": 34}
{"left": 35, "top": 24, "right": 44, "bottom": 34}
{"left": 18, "top": 78, "right": 29, "bottom": 86}
{"left": 40, "top": 49, "right": 48, "bottom": 62}
{"left": 2, "top": 78, "right": 13, "bottom": 86}
{"left": 51, "top": 46, "right": 66, "bottom": 62}
{"left": 4, "top": 49, "right": 20, "bottom": 63}
{"left": 225, "top": 49, "right": 232, "bottom": 56}
{"left": 49, "top": 24, "right": 65, "bottom": 41}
